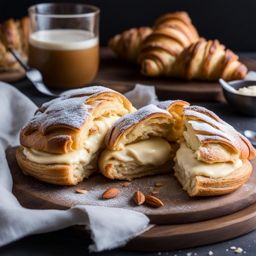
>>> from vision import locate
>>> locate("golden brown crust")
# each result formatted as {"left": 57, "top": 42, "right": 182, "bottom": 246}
{"left": 183, "top": 105, "right": 256, "bottom": 161}
{"left": 16, "top": 147, "right": 79, "bottom": 185}
{"left": 154, "top": 11, "right": 199, "bottom": 42}
{"left": 105, "top": 104, "right": 174, "bottom": 150}
{"left": 157, "top": 100, "right": 190, "bottom": 140}
{"left": 190, "top": 160, "right": 252, "bottom": 196}
{"left": 20, "top": 86, "right": 135, "bottom": 154}
{"left": 109, "top": 27, "right": 152, "bottom": 63}
{"left": 172, "top": 39, "right": 248, "bottom": 80}
{"left": 139, "top": 11, "right": 199, "bottom": 76}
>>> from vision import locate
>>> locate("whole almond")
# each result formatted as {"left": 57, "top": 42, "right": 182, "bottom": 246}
{"left": 133, "top": 191, "right": 145, "bottom": 205}
{"left": 145, "top": 195, "right": 164, "bottom": 208}
{"left": 102, "top": 188, "right": 120, "bottom": 199}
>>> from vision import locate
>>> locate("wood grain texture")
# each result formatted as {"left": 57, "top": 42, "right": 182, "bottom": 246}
{"left": 7, "top": 147, "right": 256, "bottom": 225}
{"left": 1, "top": 49, "right": 255, "bottom": 102}
{"left": 125, "top": 202, "right": 256, "bottom": 251}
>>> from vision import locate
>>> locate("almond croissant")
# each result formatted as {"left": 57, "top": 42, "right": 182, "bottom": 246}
{"left": 0, "top": 17, "right": 30, "bottom": 71}
{"left": 172, "top": 39, "right": 248, "bottom": 80}
{"left": 138, "top": 11, "right": 199, "bottom": 76}
{"left": 108, "top": 27, "right": 152, "bottom": 63}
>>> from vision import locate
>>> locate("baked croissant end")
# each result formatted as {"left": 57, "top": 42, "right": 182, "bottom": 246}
{"left": 109, "top": 27, "right": 152, "bottom": 63}
{"left": 16, "top": 86, "right": 135, "bottom": 185}
{"left": 174, "top": 105, "right": 256, "bottom": 197}
{"left": 172, "top": 39, "right": 248, "bottom": 81}
{"left": 99, "top": 104, "right": 178, "bottom": 180}
{"left": 0, "top": 17, "right": 30, "bottom": 71}
{"left": 139, "top": 11, "right": 199, "bottom": 77}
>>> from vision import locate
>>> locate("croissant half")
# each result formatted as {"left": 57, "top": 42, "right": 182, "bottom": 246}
{"left": 173, "top": 105, "right": 255, "bottom": 196}
{"left": 99, "top": 104, "right": 176, "bottom": 180}
{"left": 16, "top": 86, "right": 135, "bottom": 185}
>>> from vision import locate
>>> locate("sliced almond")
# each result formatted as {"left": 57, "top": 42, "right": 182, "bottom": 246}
{"left": 75, "top": 189, "right": 88, "bottom": 194}
{"left": 145, "top": 195, "right": 164, "bottom": 208}
{"left": 154, "top": 181, "right": 164, "bottom": 187}
{"left": 133, "top": 191, "right": 145, "bottom": 205}
{"left": 89, "top": 126, "right": 98, "bottom": 135}
{"left": 150, "top": 189, "right": 159, "bottom": 195}
{"left": 102, "top": 188, "right": 120, "bottom": 199}
{"left": 122, "top": 182, "right": 130, "bottom": 187}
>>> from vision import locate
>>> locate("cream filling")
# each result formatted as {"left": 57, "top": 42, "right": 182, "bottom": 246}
{"left": 23, "top": 115, "right": 120, "bottom": 165}
{"left": 175, "top": 143, "right": 243, "bottom": 179}
{"left": 23, "top": 147, "right": 89, "bottom": 165}
{"left": 84, "top": 115, "right": 120, "bottom": 153}
{"left": 101, "top": 137, "right": 172, "bottom": 166}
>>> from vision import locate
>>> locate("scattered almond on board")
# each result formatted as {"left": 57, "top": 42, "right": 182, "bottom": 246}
{"left": 145, "top": 195, "right": 164, "bottom": 208}
{"left": 122, "top": 182, "right": 130, "bottom": 187}
{"left": 102, "top": 187, "right": 120, "bottom": 199}
{"left": 75, "top": 188, "right": 88, "bottom": 194}
{"left": 133, "top": 191, "right": 145, "bottom": 205}
{"left": 76, "top": 185, "right": 164, "bottom": 208}
{"left": 154, "top": 181, "right": 164, "bottom": 187}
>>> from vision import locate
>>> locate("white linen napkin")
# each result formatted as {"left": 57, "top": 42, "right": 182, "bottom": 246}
{"left": 0, "top": 83, "right": 157, "bottom": 252}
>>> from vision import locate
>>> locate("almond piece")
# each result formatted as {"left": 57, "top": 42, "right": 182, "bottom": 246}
{"left": 154, "top": 181, "right": 164, "bottom": 187}
{"left": 150, "top": 189, "right": 159, "bottom": 195}
{"left": 133, "top": 191, "right": 145, "bottom": 205}
{"left": 102, "top": 188, "right": 120, "bottom": 199}
{"left": 75, "top": 189, "right": 88, "bottom": 194}
{"left": 145, "top": 195, "right": 164, "bottom": 208}
{"left": 122, "top": 182, "right": 130, "bottom": 187}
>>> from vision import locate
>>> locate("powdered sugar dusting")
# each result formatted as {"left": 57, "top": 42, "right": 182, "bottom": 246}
{"left": 113, "top": 104, "right": 169, "bottom": 131}
{"left": 26, "top": 97, "right": 93, "bottom": 135}
{"left": 184, "top": 105, "right": 249, "bottom": 156}
{"left": 157, "top": 99, "right": 189, "bottom": 111}
{"left": 23, "top": 86, "right": 123, "bottom": 135}
{"left": 60, "top": 85, "right": 114, "bottom": 99}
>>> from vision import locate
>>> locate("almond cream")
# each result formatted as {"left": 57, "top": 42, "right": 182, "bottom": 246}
{"left": 100, "top": 137, "right": 172, "bottom": 166}
{"left": 23, "top": 115, "right": 120, "bottom": 165}
{"left": 175, "top": 143, "right": 242, "bottom": 179}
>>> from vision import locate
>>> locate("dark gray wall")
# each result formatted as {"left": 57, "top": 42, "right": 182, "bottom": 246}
{"left": 0, "top": 0, "right": 254, "bottom": 51}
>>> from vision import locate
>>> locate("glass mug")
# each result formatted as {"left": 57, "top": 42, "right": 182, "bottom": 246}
{"left": 28, "top": 3, "right": 100, "bottom": 89}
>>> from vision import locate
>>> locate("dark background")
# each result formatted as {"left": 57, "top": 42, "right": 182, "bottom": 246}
{"left": 0, "top": 0, "right": 254, "bottom": 51}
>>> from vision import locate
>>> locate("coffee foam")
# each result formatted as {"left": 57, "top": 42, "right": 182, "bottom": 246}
{"left": 29, "top": 29, "right": 98, "bottom": 50}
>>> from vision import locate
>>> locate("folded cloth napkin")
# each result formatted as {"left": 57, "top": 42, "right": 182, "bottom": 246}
{"left": 0, "top": 83, "right": 157, "bottom": 252}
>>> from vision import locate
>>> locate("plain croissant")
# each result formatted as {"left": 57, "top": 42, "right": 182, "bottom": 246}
{"left": 138, "top": 11, "right": 199, "bottom": 76}
{"left": 172, "top": 39, "right": 248, "bottom": 80}
{"left": 108, "top": 27, "right": 152, "bottom": 63}
{"left": 0, "top": 17, "right": 30, "bottom": 71}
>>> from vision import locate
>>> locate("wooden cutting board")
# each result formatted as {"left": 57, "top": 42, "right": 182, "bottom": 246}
{"left": 7, "top": 147, "right": 256, "bottom": 225}
{"left": 7, "top": 147, "right": 256, "bottom": 250}
{"left": 1, "top": 49, "right": 256, "bottom": 102}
